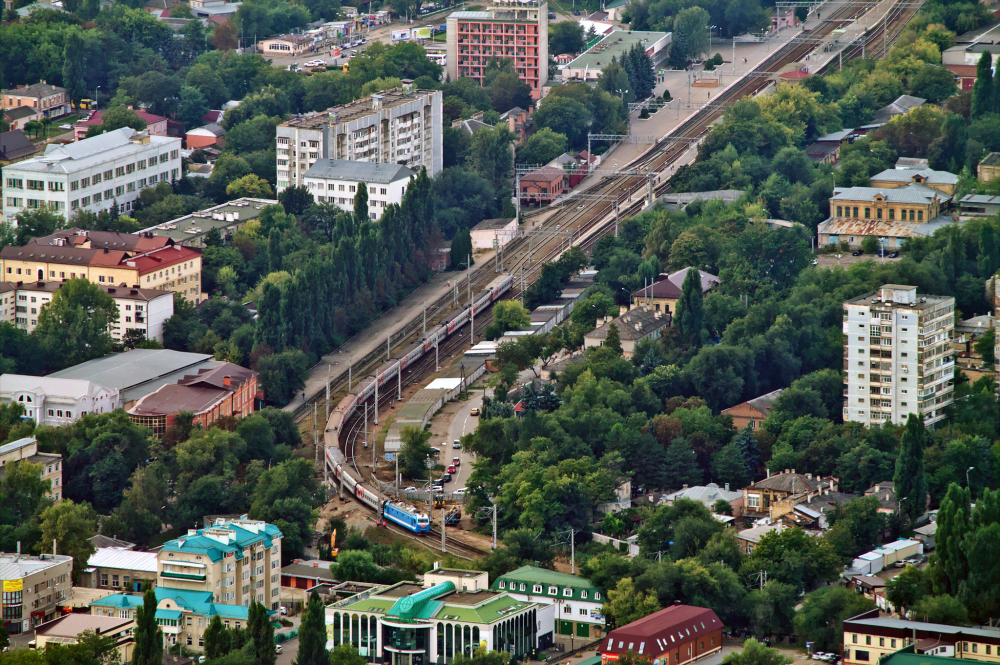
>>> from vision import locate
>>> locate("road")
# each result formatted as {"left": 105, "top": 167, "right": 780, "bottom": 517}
{"left": 441, "top": 390, "right": 485, "bottom": 491}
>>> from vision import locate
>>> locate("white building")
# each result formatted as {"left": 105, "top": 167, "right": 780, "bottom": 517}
{"left": 0, "top": 281, "right": 173, "bottom": 343}
{"left": 303, "top": 159, "right": 415, "bottom": 220}
{"left": 0, "top": 436, "right": 62, "bottom": 501}
{"left": 2, "top": 128, "right": 182, "bottom": 225}
{"left": 491, "top": 565, "right": 606, "bottom": 642}
{"left": 470, "top": 217, "right": 517, "bottom": 250}
{"left": 276, "top": 86, "right": 443, "bottom": 192}
{"left": 0, "top": 375, "right": 121, "bottom": 426}
{"left": 843, "top": 285, "right": 955, "bottom": 428}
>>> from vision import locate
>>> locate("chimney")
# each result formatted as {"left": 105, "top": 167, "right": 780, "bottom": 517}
{"left": 806, "top": 473, "right": 812, "bottom": 480}
{"left": 53, "top": 538, "right": 57, "bottom": 555}
{"left": 224, "top": 375, "right": 232, "bottom": 388}
{"left": 792, "top": 468, "right": 796, "bottom": 474}
{"left": 767, "top": 468, "right": 771, "bottom": 478}
{"left": 322, "top": 122, "right": 330, "bottom": 160}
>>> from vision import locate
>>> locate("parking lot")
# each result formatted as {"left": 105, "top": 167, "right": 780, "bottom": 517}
{"left": 814, "top": 252, "right": 903, "bottom": 268}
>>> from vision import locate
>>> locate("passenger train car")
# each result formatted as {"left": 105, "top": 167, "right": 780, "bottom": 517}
{"left": 323, "top": 273, "right": 512, "bottom": 534}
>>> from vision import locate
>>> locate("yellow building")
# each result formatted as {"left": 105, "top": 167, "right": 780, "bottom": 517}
{"left": 869, "top": 167, "right": 958, "bottom": 197}
{"left": 844, "top": 610, "right": 1000, "bottom": 665}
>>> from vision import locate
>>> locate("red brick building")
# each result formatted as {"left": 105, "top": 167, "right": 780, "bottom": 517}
{"left": 127, "top": 362, "right": 261, "bottom": 437}
{"left": 601, "top": 606, "right": 723, "bottom": 665}
{"left": 446, "top": 0, "right": 549, "bottom": 99}
{"left": 519, "top": 167, "right": 564, "bottom": 204}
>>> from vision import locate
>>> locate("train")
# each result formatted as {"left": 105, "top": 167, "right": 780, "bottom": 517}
{"left": 324, "top": 272, "right": 514, "bottom": 534}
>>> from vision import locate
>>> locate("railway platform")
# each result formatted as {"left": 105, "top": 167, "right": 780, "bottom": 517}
{"left": 283, "top": 248, "right": 496, "bottom": 416}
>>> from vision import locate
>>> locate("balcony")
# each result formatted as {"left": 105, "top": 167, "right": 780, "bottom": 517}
{"left": 162, "top": 570, "right": 206, "bottom": 581}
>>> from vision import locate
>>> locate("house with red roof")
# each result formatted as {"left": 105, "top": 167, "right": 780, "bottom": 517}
{"left": 73, "top": 109, "right": 168, "bottom": 141}
{"left": 128, "top": 245, "right": 203, "bottom": 303}
{"left": 601, "top": 605, "right": 723, "bottom": 665}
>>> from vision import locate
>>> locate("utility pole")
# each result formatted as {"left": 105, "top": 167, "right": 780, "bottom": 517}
{"left": 423, "top": 303, "right": 426, "bottom": 336}
{"left": 364, "top": 401, "right": 369, "bottom": 449}
{"left": 570, "top": 529, "right": 576, "bottom": 574}
{"left": 435, "top": 337, "right": 440, "bottom": 372}
{"left": 387, "top": 331, "right": 391, "bottom": 361}
{"left": 374, "top": 377, "right": 379, "bottom": 425}
{"left": 492, "top": 502, "right": 497, "bottom": 550}
{"left": 441, "top": 499, "right": 447, "bottom": 553}
{"left": 397, "top": 361, "right": 402, "bottom": 401}
{"left": 326, "top": 365, "right": 330, "bottom": 419}
{"left": 313, "top": 403, "right": 319, "bottom": 469}
{"left": 349, "top": 357, "right": 352, "bottom": 392}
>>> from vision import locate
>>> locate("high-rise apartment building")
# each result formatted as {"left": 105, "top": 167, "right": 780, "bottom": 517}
{"left": 157, "top": 516, "right": 282, "bottom": 610}
{"left": 446, "top": 0, "right": 549, "bottom": 99}
{"left": 843, "top": 285, "right": 955, "bottom": 428}
{"left": 2, "top": 128, "right": 181, "bottom": 224}
{"left": 276, "top": 87, "right": 442, "bottom": 193}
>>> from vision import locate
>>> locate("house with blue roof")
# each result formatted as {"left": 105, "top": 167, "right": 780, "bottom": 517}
{"left": 157, "top": 516, "right": 283, "bottom": 613}
{"left": 90, "top": 586, "right": 255, "bottom": 650}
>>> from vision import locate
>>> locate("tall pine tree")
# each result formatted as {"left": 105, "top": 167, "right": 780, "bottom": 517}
{"left": 248, "top": 601, "right": 277, "bottom": 665}
{"left": 295, "top": 592, "right": 328, "bottom": 665}
{"left": 731, "top": 424, "right": 761, "bottom": 477}
{"left": 133, "top": 586, "right": 163, "bottom": 665}
{"left": 933, "top": 482, "right": 971, "bottom": 595}
{"left": 675, "top": 268, "right": 705, "bottom": 346}
{"left": 354, "top": 182, "right": 369, "bottom": 224}
{"left": 604, "top": 320, "right": 623, "bottom": 355}
{"left": 970, "top": 51, "right": 993, "bottom": 119}
{"left": 894, "top": 414, "right": 928, "bottom": 525}
{"left": 204, "top": 615, "right": 231, "bottom": 659}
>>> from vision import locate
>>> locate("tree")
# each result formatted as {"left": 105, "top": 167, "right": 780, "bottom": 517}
{"left": 605, "top": 577, "right": 660, "bottom": 629}
{"left": 451, "top": 229, "right": 474, "bottom": 271}
{"left": 604, "top": 321, "right": 623, "bottom": 356}
{"left": 14, "top": 206, "right": 65, "bottom": 245}
{"left": 37, "top": 499, "right": 96, "bottom": 578}
{"left": 532, "top": 96, "right": 590, "bottom": 149}
{"left": 794, "top": 586, "right": 875, "bottom": 652}
{"left": 674, "top": 7, "right": 710, "bottom": 60}
{"left": 974, "top": 327, "right": 996, "bottom": 367}
{"left": 329, "top": 644, "right": 369, "bottom": 665}
{"left": 469, "top": 125, "right": 515, "bottom": 190}
{"left": 33, "top": 279, "right": 119, "bottom": 371}
{"left": 295, "top": 592, "right": 328, "bottom": 665}
{"left": 911, "top": 594, "right": 969, "bottom": 625}
{"left": 661, "top": 438, "right": 703, "bottom": 490}
{"left": 133, "top": 585, "right": 164, "bottom": 665}
{"left": 711, "top": 442, "right": 751, "bottom": 488}
{"left": 933, "top": 482, "right": 970, "bottom": 596}
{"left": 910, "top": 65, "right": 958, "bottom": 104}
{"left": 970, "top": 51, "right": 993, "bottom": 119}
{"left": 722, "top": 639, "right": 792, "bottom": 665}
{"left": 675, "top": 267, "right": 705, "bottom": 346}
{"left": 550, "top": 21, "right": 585, "bottom": 56}
{"left": 213, "top": 21, "right": 239, "bottom": 50}
{"left": 492, "top": 301, "right": 530, "bottom": 332}
{"left": 86, "top": 106, "right": 148, "bottom": 137}
{"left": 279, "top": 185, "right": 313, "bottom": 216}
{"left": 0, "top": 460, "right": 51, "bottom": 556}
{"left": 400, "top": 425, "right": 434, "bottom": 480}
{"left": 248, "top": 600, "right": 277, "bottom": 665}
{"left": 489, "top": 73, "right": 533, "bottom": 114}
{"left": 518, "top": 128, "right": 568, "bottom": 166}
{"left": 747, "top": 584, "right": 798, "bottom": 639}
{"left": 256, "top": 350, "right": 310, "bottom": 406}
{"left": 354, "top": 182, "right": 369, "bottom": 223}
{"left": 204, "top": 615, "right": 231, "bottom": 659}
{"left": 885, "top": 565, "right": 926, "bottom": 617}
{"left": 226, "top": 174, "right": 274, "bottom": 199}
{"left": 894, "top": 414, "right": 928, "bottom": 523}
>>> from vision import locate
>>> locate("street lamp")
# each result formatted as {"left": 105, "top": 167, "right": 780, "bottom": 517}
{"left": 967, "top": 466, "right": 975, "bottom": 489}
{"left": 614, "top": 88, "right": 629, "bottom": 104}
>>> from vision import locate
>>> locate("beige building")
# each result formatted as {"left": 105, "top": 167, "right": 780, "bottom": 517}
{"left": 0, "top": 552, "right": 74, "bottom": 633}
{"left": 85, "top": 548, "right": 159, "bottom": 593}
{"left": 158, "top": 516, "right": 283, "bottom": 610}
{"left": 1, "top": 81, "right": 70, "bottom": 120}
{"left": 0, "top": 437, "right": 62, "bottom": 501}
{"left": 583, "top": 306, "right": 671, "bottom": 357}
{"left": 742, "top": 470, "right": 839, "bottom": 520}
{"left": 90, "top": 586, "right": 252, "bottom": 651}
{"left": 34, "top": 614, "right": 135, "bottom": 662}
{"left": 979, "top": 153, "right": 1000, "bottom": 184}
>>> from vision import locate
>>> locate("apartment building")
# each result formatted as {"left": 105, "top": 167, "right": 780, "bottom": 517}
{"left": 276, "top": 87, "right": 443, "bottom": 192}
{"left": 0, "top": 243, "right": 203, "bottom": 305}
{"left": 84, "top": 548, "right": 159, "bottom": 592}
{"left": 0, "top": 375, "right": 120, "bottom": 426}
{"left": 446, "top": 0, "right": 549, "bottom": 98}
{"left": 2, "top": 128, "right": 182, "bottom": 224}
{"left": 843, "top": 285, "right": 955, "bottom": 428}
{"left": 90, "top": 586, "right": 252, "bottom": 651}
{"left": 843, "top": 609, "right": 1000, "bottom": 665}
{"left": 0, "top": 552, "right": 74, "bottom": 634}
{"left": 0, "top": 280, "right": 173, "bottom": 342}
{"left": 157, "top": 516, "right": 282, "bottom": 610}
{"left": 35, "top": 614, "right": 136, "bottom": 663}
{"left": 303, "top": 159, "right": 414, "bottom": 220}
{"left": 0, "top": 437, "right": 62, "bottom": 501}
{"left": 1, "top": 81, "right": 70, "bottom": 120}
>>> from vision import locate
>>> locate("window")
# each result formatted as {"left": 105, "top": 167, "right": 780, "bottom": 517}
{"left": 890, "top": 640, "right": 896, "bottom": 649}
{"left": 563, "top": 606, "right": 572, "bottom": 614}
{"left": 548, "top": 586, "right": 558, "bottom": 595}
{"left": 879, "top": 638, "right": 884, "bottom": 647}
{"left": 533, "top": 585, "right": 542, "bottom": 593}
{"left": 865, "top": 636, "right": 871, "bottom": 645}
{"left": 853, "top": 635, "right": 858, "bottom": 644}
{"left": 876, "top": 208, "right": 882, "bottom": 219}
{"left": 519, "top": 583, "right": 525, "bottom": 591}
{"left": 70, "top": 180, "right": 79, "bottom": 191}
{"left": 104, "top": 170, "right": 113, "bottom": 181}
{"left": 864, "top": 207, "right": 870, "bottom": 219}
{"left": 579, "top": 608, "right": 588, "bottom": 616}
{"left": 889, "top": 208, "right": 895, "bottom": 220}
{"left": 855, "top": 652, "right": 870, "bottom": 662}
{"left": 837, "top": 206, "right": 843, "bottom": 216}
{"left": 581, "top": 591, "right": 587, "bottom": 599}
{"left": 101, "top": 574, "right": 109, "bottom": 587}
{"left": 972, "top": 644, "right": 978, "bottom": 654}
{"left": 48, "top": 181, "right": 64, "bottom": 191}
{"left": 116, "top": 167, "right": 125, "bottom": 177}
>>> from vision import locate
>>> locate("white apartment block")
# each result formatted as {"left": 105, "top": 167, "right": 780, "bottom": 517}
{"left": 843, "top": 285, "right": 956, "bottom": 428}
{"left": 276, "top": 86, "right": 442, "bottom": 192}
{"left": 303, "top": 159, "right": 414, "bottom": 220}
{"left": 2, "top": 128, "right": 182, "bottom": 225}
{"left": 0, "top": 281, "right": 173, "bottom": 343}
{"left": 0, "top": 375, "right": 122, "bottom": 427}
{"left": 158, "top": 516, "right": 283, "bottom": 610}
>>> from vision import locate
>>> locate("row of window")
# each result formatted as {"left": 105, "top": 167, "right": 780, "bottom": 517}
{"left": 835, "top": 205, "right": 925, "bottom": 222}
{"left": 496, "top": 580, "right": 600, "bottom": 600}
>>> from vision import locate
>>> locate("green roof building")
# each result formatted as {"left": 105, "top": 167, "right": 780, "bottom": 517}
{"left": 325, "top": 570, "right": 543, "bottom": 665}
{"left": 490, "top": 566, "right": 605, "bottom": 646}
{"left": 90, "top": 586, "right": 255, "bottom": 651}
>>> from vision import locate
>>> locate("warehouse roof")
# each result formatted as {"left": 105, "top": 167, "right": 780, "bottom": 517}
{"left": 87, "top": 548, "right": 158, "bottom": 573}
{"left": 304, "top": 158, "right": 415, "bottom": 184}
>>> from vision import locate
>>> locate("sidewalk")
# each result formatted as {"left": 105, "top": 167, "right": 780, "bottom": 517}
{"left": 282, "top": 249, "right": 496, "bottom": 416}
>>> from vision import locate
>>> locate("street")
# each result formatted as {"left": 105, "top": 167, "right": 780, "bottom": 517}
{"left": 440, "top": 389, "right": 484, "bottom": 491}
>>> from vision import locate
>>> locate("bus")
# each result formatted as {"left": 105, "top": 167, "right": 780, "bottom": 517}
{"left": 426, "top": 51, "right": 446, "bottom": 66}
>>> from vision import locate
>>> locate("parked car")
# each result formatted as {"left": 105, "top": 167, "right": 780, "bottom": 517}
{"left": 441, "top": 472, "right": 452, "bottom": 482}
{"left": 852, "top": 249, "right": 864, "bottom": 256}
{"left": 432, "top": 483, "right": 444, "bottom": 492}
{"left": 453, "top": 439, "right": 461, "bottom": 448}
{"left": 447, "top": 465, "right": 457, "bottom": 474}
{"left": 279, "top": 606, "right": 287, "bottom": 616}
{"left": 470, "top": 407, "right": 480, "bottom": 416}
{"left": 275, "top": 645, "right": 283, "bottom": 654}
{"left": 454, "top": 488, "right": 467, "bottom": 495}
{"left": 889, "top": 251, "right": 899, "bottom": 258}
{"left": 452, "top": 457, "right": 460, "bottom": 466}
{"left": 403, "top": 486, "right": 417, "bottom": 493}
{"left": 305, "top": 59, "right": 326, "bottom": 66}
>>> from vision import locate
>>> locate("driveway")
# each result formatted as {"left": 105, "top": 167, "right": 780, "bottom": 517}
{"left": 439, "top": 390, "right": 485, "bottom": 491}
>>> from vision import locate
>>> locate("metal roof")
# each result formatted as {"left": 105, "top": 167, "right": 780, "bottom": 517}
{"left": 830, "top": 184, "right": 947, "bottom": 204}
{"left": 0, "top": 436, "right": 36, "bottom": 457}
{"left": 870, "top": 167, "right": 958, "bottom": 185}
{"left": 564, "top": 30, "right": 670, "bottom": 72}
{"left": 0, "top": 553, "right": 73, "bottom": 580}
{"left": 4, "top": 128, "right": 179, "bottom": 175}
{"left": 48, "top": 349, "right": 218, "bottom": 402}
{"left": 304, "top": 158, "right": 415, "bottom": 184}
{"left": 87, "top": 548, "right": 158, "bottom": 573}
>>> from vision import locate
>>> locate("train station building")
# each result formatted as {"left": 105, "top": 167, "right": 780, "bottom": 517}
{"left": 325, "top": 569, "right": 545, "bottom": 665}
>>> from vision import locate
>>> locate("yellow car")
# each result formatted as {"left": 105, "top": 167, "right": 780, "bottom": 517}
{"left": 470, "top": 407, "right": 480, "bottom": 416}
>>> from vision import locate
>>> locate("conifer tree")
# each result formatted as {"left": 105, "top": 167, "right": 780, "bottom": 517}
{"left": 894, "top": 414, "right": 929, "bottom": 525}
{"left": 133, "top": 586, "right": 163, "bottom": 665}
{"left": 934, "top": 483, "right": 971, "bottom": 595}
{"left": 675, "top": 268, "right": 705, "bottom": 346}
{"left": 248, "top": 601, "right": 277, "bottom": 665}
{"left": 354, "top": 182, "right": 369, "bottom": 224}
{"left": 604, "top": 320, "right": 623, "bottom": 356}
{"left": 295, "top": 592, "right": 328, "bottom": 665}
{"left": 970, "top": 51, "right": 993, "bottom": 119}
